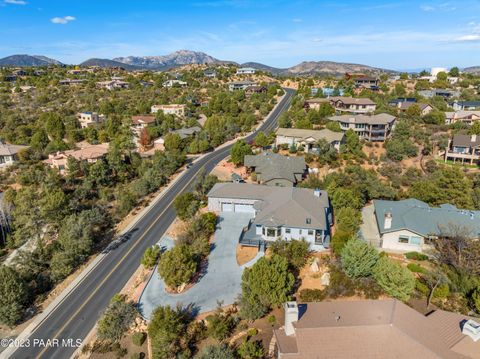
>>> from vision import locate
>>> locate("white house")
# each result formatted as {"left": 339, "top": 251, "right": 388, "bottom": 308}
{"left": 236, "top": 67, "right": 256, "bottom": 75}
{"left": 0, "top": 143, "right": 29, "bottom": 168}
{"left": 207, "top": 183, "right": 333, "bottom": 250}
{"left": 151, "top": 104, "right": 186, "bottom": 117}
{"left": 162, "top": 79, "right": 187, "bottom": 88}
{"left": 371, "top": 199, "right": 480, "bottom": 253}
{"left": 77, "top": 112, "right": 105, "bottom": 129}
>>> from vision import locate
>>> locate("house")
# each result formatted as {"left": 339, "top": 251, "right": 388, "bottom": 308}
{"left": 131, "top": 115, "right": 157, "bottom": 136}
{"left": 245, "top": 85, "right": 267, "bottom": 95}
{"left": 395, "top": 102, "right": 433, "bottom": 116}
{"left": 228, "top": 81, "right": 256, "bottom": 91}
{"left": 388, "top": 97, "right": 417, "bottom": 106}
{"left": 304, "top": 98, "right": 330, "bottom": 110}
{"left": 353, "top": 76, "right": 379, "bottom": 89}
{"left": 59, "top": 79, "right": 85, "bottom": 86}
{"left": 96, "top": 80, "right": 129, "bottom": 90}
{"left": 162, "top": 79, "right": 187, "bottom": 88}
{"left": 77, "top": 112, "right": 105, "bottom": 129}
{"left": 275, "top": 128, "right": 345, "bottom": 152}
{"left": 0, "top": 143, "right": 29, "bottom": 168}
{"left": 207, "top": 183, "right": 333, "bottom": 250}
{"left": 329, "top": 113, "right": 396, "bottom": 142}
{"left": 450, "top": 101, "right": 480, "bottom": 111}
{"left": 44, "top": 143, "right": 109, "bottom": 175}
{"left": 204, "top": 69, "right": 217, "bottom": 78}
{"left": 372, "top": 198, "right": 480, "bottom": 253}
{"left": 244, "top": 152, "right": 307, "bottom": 187}
{"left": 311, "top": 88, "right": 345, "bottom": 97}
{"left": 445, "top": 111, "right": 480, "bottom": 125}
{"left": 150, "top": 104, "right": 186, "bottom": 117}
{"left": 329, "top": 96, "right": 377, "bottom": 114}
{"left": 275, "top": 299, "right": 480, "bottom": 359}
{"left": 444, "top": 134, "right": 480, "bottom": 165}
{"left": 11, "top": 85, "right": 35, "bottom": 93}
{"left": 419, "top": 89, "right": 460, "bottom": 99}
{"left": 236, "top": 67, "right": 256, "bottom": 75}
{"left": 155, "top": 126, "right": 202, "bottom": 145}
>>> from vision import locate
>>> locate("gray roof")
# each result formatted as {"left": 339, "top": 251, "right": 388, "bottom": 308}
{"left": 276, "top": 128, "right": 344, "bottom": 144}
{"left": 330, "top": 96, "right": 376, "bottom": 105}
{"left": 374, "top": 199, "right": 480, "bottom": 238}
{"left": 171, "top": 126, "right": 201, "bottom": 139}
{"left": 445, "top": 111, "right": 480, "bottom": 120}
{"left": 452, "top": 134, "right": 480, "bottom": 148}
{"left": 0, "top": 142, "right": 29, "bottom": 156}
{"left": 244, "top": 152, "right": 306, "bottom": 183}
{"left": 207, "top": 183, "right": 330, "bottom": 230}
{"left": 329, "top": 113, "right": 396, "bottom": 125}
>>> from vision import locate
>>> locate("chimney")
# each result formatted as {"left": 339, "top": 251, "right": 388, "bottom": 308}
{"left": 314, "top": 188, "right": 321, "bottom": 197}
{"left": 384, "top": 212, "right": 393, "bottom": 230}
{"left": 284, "top": 302, "right": 299, "bottom": 336}
{"left": 471, "top": 134, "right": 477, "bottom": 143}
{"left": 462, "top": 319, "right": 480, "bottom": 342}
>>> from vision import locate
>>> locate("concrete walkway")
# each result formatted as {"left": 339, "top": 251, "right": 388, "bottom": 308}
{"left": 360, "top": 204, "right": 382, "bottom": 247}
{"left": 138, "top": 213, "right": 263, "bottom": 319}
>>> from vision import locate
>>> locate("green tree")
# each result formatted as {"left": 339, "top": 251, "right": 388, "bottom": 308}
{"left": 196, "top": 344, "right": 236, "bottom": 359}
{"left": 0, "top": 265, "right": 29, "bottom": 326}
{"left": 158, "top": 245, "right": 198, "bottom": 288}
{"left": 341, "top": 239, "right": 379, "bottom": 278}
{"left": 205, "top": 305, "right": 237, "bottom": 341}
{"left": 336, "top": 207, "right": 362, "bottom": 233}
{"left": 141, "top": 245, "right": 161, "bottom": 269}
{"left": 230, "top": 139, "right": 253, "bottom": 166}
{"left": 148, "top": 305, "right": 194, "bottom": 359}
{"left": 325, "top": 121, "right": 342, "bottom": 132}
{"left": 164, "top": 133, "right": 182, "bottom": 151}
{"left": 269, "top": 239, "right": 310, "bottom": 270}
{"left": 239, "top": 255, "right": 294, "bottom": 320}
{"left": 472, "top": 286, "right": 480, "bottom": 313}
{"left": 373, "top": 257, "right": 415, "bottom": 301}
{"left": 237, "top": 339, "right": 264, "bottom": 359}
{"left": 254, "top": 131, "right": 269, "bottom": 148}
{"left": 174, "top": 192, "right": 200, "bottom": 220}
{"left": 97, "top": 294, "right": 138, "bottom": 342}
{"left": 449, "top": 67, "right": 460, "bottom": 77}
{"left": 332, "top": 188, "right": 362, "bottom": 210}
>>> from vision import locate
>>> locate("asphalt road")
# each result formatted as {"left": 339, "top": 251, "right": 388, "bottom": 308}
{"left": 10, "top": 88, "right": 294, "bottom": 359}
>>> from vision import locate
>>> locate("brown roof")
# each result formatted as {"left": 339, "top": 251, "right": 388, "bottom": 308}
{"left": 399, "top": 102, "right": 432, "bottom": 111}
{"left": 131, "top": 115, "right": 156, "bottom": 125}
{"left": 330, "top": 96, "right": 376, "bottom": 106}
{"left": 452, "top": 134, "right": 480, "bottom": 148}
{"left": 275, "top": 299, "right": 479, "bottom": 359}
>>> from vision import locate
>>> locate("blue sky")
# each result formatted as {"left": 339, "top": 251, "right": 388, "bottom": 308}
{"left": 1, "top": 0, "right": 480, "bottom": 69}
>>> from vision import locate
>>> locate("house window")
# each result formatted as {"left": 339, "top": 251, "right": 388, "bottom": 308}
{"left": 398, "top": 235, "right": 409, "bottom": 244}
{"left": 267, "top": 228, "right": 276, "bottom": 237}
{"left": 299, "top": 229, "right": 303, "bottom": 235}
{"left": 409, "top": 236, "right": 422, "bottom": 245}
{"left": 285, "top": 228, "right": 291, "bottom": 234}
{"left": 262, "top": 227, "right": 265, "bottom": 235}
{"left": 308, "top": 230, "right": 314, "bottom": 235}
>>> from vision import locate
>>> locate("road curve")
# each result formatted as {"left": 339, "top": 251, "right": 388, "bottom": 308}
{"left": 9, "top": 88, "right": 295, "bottom": 359}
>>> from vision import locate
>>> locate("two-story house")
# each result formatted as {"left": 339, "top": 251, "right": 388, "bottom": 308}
{"left": 236, "top": 67, "right": 256, "bottom": 75}
{"left": 444, "top": 134, "right": 480, "bottom": 165}
{"left": 275, "top": 128, "right": 345, "bottom": 152}
{"left": 445, "top": 111, "right": 480, "bottom": 125}
{"left": 43, "top": 143, "right": 109, "bottom": 175}
{"left": 207, "top": 183, "right": 333, "bottom": 250}
{"left": 151, "top": 104, "right": 186, "bottom": 117}
{"left": 449, "top": 100, "right": 480, "bottom": 111}
{"left": 329, "top": 96, "right": 377, "bottom": 114}
{"left": 228, "top": 81, "right": 256, "bottom": 91}
{"left": 329, "top": 113, "right": 396, "bottom": 142}
{"left": 131, "top": 115, "right": 157, "bottom": 137}
{"left": 77, "top": 112, "right": 105, "bottom": 129}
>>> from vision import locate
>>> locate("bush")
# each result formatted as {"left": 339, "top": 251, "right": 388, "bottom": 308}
{"left": 373, "top": 257, "right": 415, "bottom": 301}
{"left": 415, "top": 280, "right": 429, "bottom": 296}
{"left": 356, "top": 277, "right": 384, "bottom": 299}
{"left": 247, "top": 328, "right": 258, "bottom": 337}
{"left": 341, "top": 239, "right": 379, "bottom": 278}
{"left": 327, "top": 265, "right": 356, "bottom": 298}
{"left": 472, "top": 286, "right": 480, "bottom": 313}
{"left": 267, "top": 315, "right": 276, "bottom": 326}
{"left": 433, "top": 284, "right": 450, "bottom": 299}
{"left": 237, "top": 339, "right": 264, "bottom": 359}
{"left": 97, "top": 294, "right": 138, "bottom": 342}
{"left": 330, "top": 230, "right": 351, "bottom": 256}
{"left": 206, "top": 306, "right": 237, "bottom": 341}
{"left": 404, "top": 252, "right": 428, "bottom": 261}
{"left": 174, "top": 192, "right": 200, "bottom": 221}
{"left": 132, "top": 332, "right": 147, "bottom": 346}
{"left": 141, "top": 246, "right": 161, "bottom": 269}
{"left": 0, "top": 265, "right": 30, "bottom": 326}
{"left": 158, "top": 245, "right": 198, "bottom": 288}
{"left": 196, "top": 344, "right": 236, "bottom": 359}
{"left": 336, "top": 207, "right": 363, "bottom": 233}
{"left": 269, "top": 239, "right": 310, "bottom": 270}
{"left": 299, "top": 288, "right": 327, "bottom": 302}
{"left": 407, "top": 263, "right": 427, "bottom": 274}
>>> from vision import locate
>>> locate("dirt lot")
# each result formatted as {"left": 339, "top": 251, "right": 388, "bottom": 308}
{"left": 236, "top": 245, "right": 259, "bottom": 266}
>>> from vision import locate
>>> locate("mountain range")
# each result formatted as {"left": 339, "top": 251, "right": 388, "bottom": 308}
{"left": 2, "top": 50, "right": 478, "bottom": 76}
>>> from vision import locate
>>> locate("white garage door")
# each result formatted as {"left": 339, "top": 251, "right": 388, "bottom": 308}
{"left": 234, "top": 204, "right": 255, "bottom": 214}
{"left": 221, "top": 202, "right": 234, "bottom": 212}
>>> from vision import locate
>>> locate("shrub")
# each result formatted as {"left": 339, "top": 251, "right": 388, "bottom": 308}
{"left": 404, "top": 252, "right": 428, "bottom": 261}
{"left": 433, "top": 284, "right": 450, "bottom": 299}
{"left": 158, "top": 245, "right": 198, "bottom": 288}
{"left": 267, "top": 315, "right": 276, "bottom": 326}
{"left": 330, "top": 230, "right": 351, "bottom": 256}
{"left": 173, "top": 192, "right": 200, "bottom": 221}
{"left": 141, "top": 246, "right": 161, "bottom": 269}
{"left": 415, "top": 280, "right": 429, "bottom": 296}
{"left": 299, "top": 288, "right": 327, "bottom": 302}
{"left": 237, "top": 339, "right": 264, "bottom": 359}
{"left": 196, "top": 344, "right": 236, "bottom": 359}
{"left": 247, "top": 328, "right": 258, "bottom": 337}
{"left": 97, "top": 294, "right": 138, "bottom": 342}
{"left": 356, "top": 277, "right": 384, "bottom": 299}
{"left": 373, "top": 258, "right": 415, "bottom": 301}
{"left": 336, "top": 207, "right": 363, "bottom": 233}
{"left": 326, "top": 265, "right": 356, "bottom": 298}
{"left": 407, "top": 263, "right": 427, "bottom": 274}
{"left": 132, "top": 332, "right": 147, "bottom": 346}
{"left": 472, "top": 286, "right": 480, "bottom": 313}
{"left": 341, "top": 239, "right": 379, "bottom": 278}
{"left": 206, "top": 306, "right": 237, "bottom": 341}
{"left": 269, "top": 239, "right": 310, "bottom": 270}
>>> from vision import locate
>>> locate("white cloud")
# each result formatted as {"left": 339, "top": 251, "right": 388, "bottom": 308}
{"left": 51, "top": 16, "right": 76, "bottom": 24}
{"left": 420, "top": 5, "right": 435, "bottom": 11}
{"left": 292, "top": 18, "right": 303, "bottom": 23}
{"left": 454, "top": 34, "right": 480, "bottom": 42}
{"left": 312, "top": 37, "right": 322, "bottom": 42}
{"left": 420, "top": 3, "right": 456, "bottom": 12}
{"left": 4, "top": 0, "right": 27, "bottom": 4}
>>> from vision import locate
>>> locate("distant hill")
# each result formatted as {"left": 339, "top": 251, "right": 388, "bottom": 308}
{"left": 79, "top": 58, "right": 142, "bottom": 70}
{"left": 281, "top": 61, "right": 394, "bottom": 76}
{"left": 113, "top": 50, "right": 231, "bottom": 70}
{"left": 463, "top": 66, "right": 480, "bottom": 74}
{"left": 240, "top": 62, "right": 285, "bottom": 74}
{"left": 0, "top": 54, "right": 62, "bottom": 67}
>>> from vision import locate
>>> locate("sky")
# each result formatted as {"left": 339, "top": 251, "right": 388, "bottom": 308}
{"left": 1, "top": 0, "right": 480, "bottom": 70}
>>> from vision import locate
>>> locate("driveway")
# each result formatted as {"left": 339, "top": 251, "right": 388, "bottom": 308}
{"left": 138, "top": 212, "right": 263, "bottom": 319}
{"left": 359, "top": 204, "right": 382, "bottom": 247}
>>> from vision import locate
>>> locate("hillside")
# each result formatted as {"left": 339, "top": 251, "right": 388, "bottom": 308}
{"left": 0, "top": 54, "right": 62, "bottom": 67}
{"left": 281, "top": 61, "right": 395, "bottom": 76}
{"left": 463, "top": 66, "right": 480, "bottom": 74}
{"left": 113, "top": 50, "right": 229, "bottom": 70}
{"left": 79, "top": 58, "right": 141, "bottom": 70}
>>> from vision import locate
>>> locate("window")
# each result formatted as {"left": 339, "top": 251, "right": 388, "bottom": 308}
{"left": 308, "top": 230, "right": 314, "bottom": 235}
{"left": 409, "top": 236, "right": 422, "bottom": 245}
{"left": 299, "top": 229, "right": 303, "bottom": 235}
{"left": 267, "top": 228, "right": 277, "bottom": 237}
{"left": 398, "top": 235, "right": 409, "bottom": 244}
{"left": 262, "top": 227, "right": 265, "bottom": 235}
{"left": 285, "top": 228, "right": 291, "bottom": 234}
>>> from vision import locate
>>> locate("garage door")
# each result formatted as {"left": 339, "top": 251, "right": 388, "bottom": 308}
{"left": 221, "top": 203, "right": 234, "bottom": 212}
{"left": 234, "top": 204, "right": 255, "bottom": 214}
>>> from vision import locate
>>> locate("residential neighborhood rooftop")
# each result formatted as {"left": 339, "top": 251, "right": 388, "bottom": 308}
{"left": 329, "top": 113, "right": 396, "bottom": 125}
{"left": 275, "top": 128, "right": 345, "bottom": 144}
{"left": 244, "top": 152, "right": 306, "bottom": 184}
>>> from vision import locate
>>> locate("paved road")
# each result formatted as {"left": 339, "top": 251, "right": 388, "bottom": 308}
{"left": 9, "top": 88, "right": 295, "bottom": 359}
